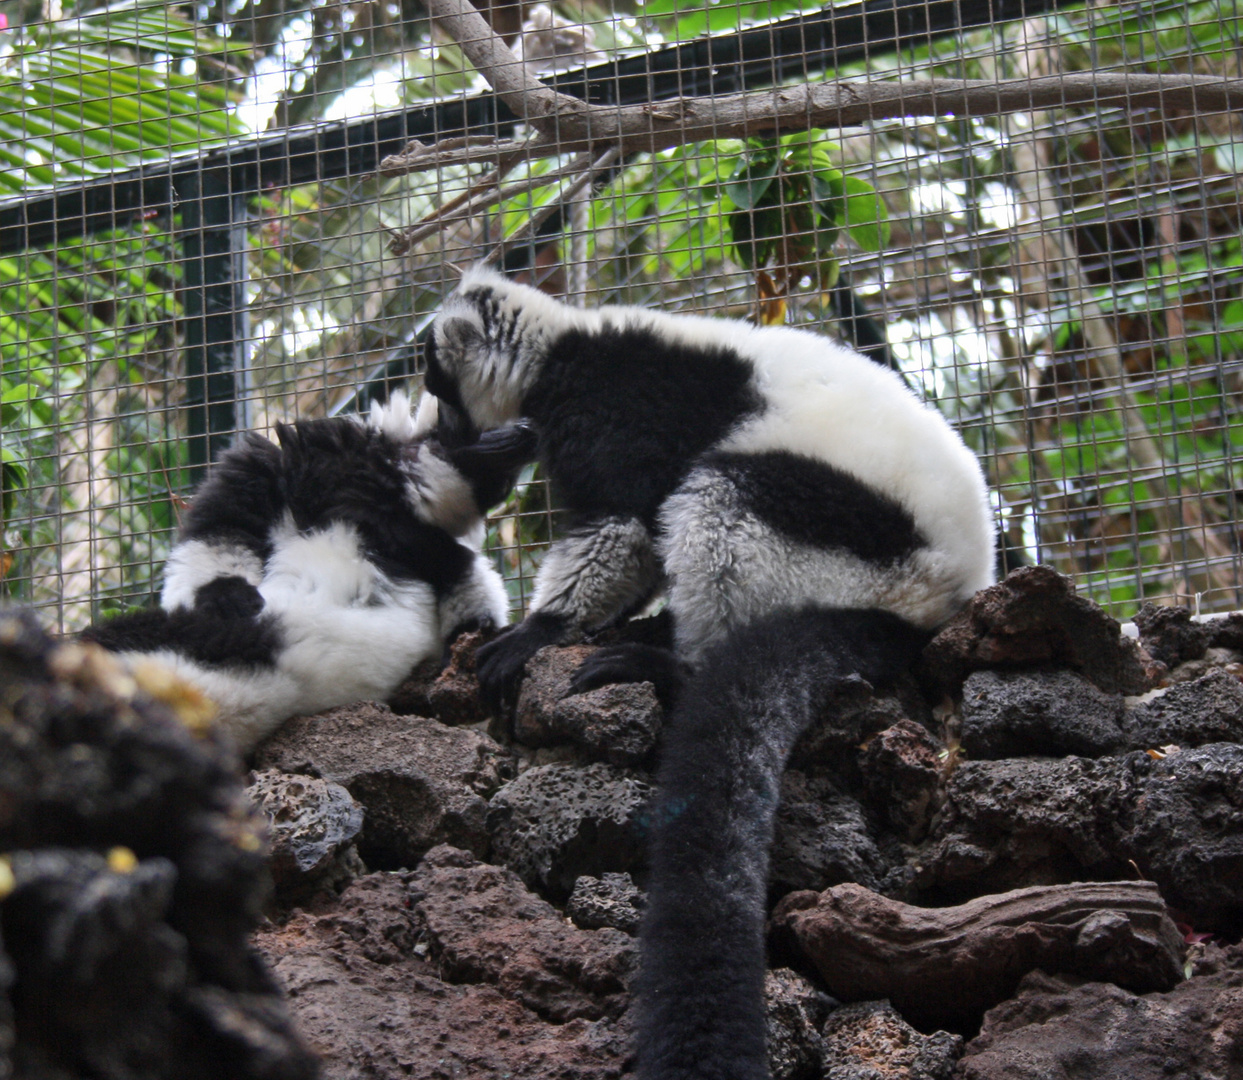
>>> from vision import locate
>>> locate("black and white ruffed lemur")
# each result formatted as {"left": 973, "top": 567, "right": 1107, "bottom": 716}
{"left": 83, "top": 391, "right": 534, "bottom": 751}
{"left": 420, "top": 266, "right": 997, "bottom": 1080}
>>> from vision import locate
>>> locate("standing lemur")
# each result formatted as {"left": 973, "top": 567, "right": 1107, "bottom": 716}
{"left": 422, "top": 267, "right": 997, "bottom": 1080}
{"left": 84, "top": 392, "right": 534, "bottom": 752}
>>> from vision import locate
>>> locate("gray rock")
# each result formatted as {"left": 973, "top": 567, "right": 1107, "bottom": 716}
{"left": 1127, "top": 743, "right": 1243, "bottom": 930}
{"left": 920, "top": 746, "right": 1243, "bottom": 932}
{"left": 821, "top": 1000, "right": 962, "bottom": 1080}
{"left": 765, "top": 968, "right": 833, "bottom": 1080}
{"left": 247, "top": 769, "right": 364, "bottom": 898}
{"left": 253, "top": 702, "right": 514, "bottom": 868}
{"left": 960, "top": 669, "right": 1128, "bottom": 759}
{"left": 958, "top": 952, "right": 1243, "bottom": 1080}
{"left": 487, "top": 763, "right": 652, "bottom": 897}
{"left": 1132, "top": 602, "right": 1210, "bottom": 668}
{"left": 1123, "top": 669, "right": 1243, "bottom": 749}
{"left": 917, "top": 755, "right": 1141, "bottom": 897}
{"left": 566, "top": 873, "right": 645, "bottom": 934}
{"left": 772, "top": 772, "right": 894, "bottom": 895}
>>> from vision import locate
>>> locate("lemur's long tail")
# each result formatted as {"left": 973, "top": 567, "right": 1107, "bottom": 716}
{"left": 635, "top": 606, "right": 929, "bottom": 1080}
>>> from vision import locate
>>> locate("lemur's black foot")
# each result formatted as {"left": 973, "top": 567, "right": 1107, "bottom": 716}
{"left": 569, "top": 642, "right": 689, "bottom": 712}
{"left": 476, "top": 611, "right": 567, "bottom": 716}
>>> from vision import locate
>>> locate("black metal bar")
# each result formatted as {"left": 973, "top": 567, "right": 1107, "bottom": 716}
{"left": 178, "top": 166, "right": 249, "bottom": 487}
{"left": 0, "top": 0, "right": 1085, "bottom": 255}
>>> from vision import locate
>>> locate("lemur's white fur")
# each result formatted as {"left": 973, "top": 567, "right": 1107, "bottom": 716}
{"left": 123, "top": 390, "right": 510, "bottom": 751}
{"left": 434, "top": 266, "right": 994, "bottom": 659}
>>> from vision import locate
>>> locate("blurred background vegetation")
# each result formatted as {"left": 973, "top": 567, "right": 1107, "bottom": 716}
{"left": 1, "top": 0, "right": 1241, "bottom": 629}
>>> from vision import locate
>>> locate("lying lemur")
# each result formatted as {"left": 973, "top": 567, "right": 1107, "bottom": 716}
{"left": 84, "top": 392, "right": 533, "bottom": 751}
{"left": 422, "top": 268, "right": 996, "bottom": 1080}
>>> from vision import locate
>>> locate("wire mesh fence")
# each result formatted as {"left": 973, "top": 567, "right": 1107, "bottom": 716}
{"left": 1, "top": 0, "right": 1241, "bottom": 634}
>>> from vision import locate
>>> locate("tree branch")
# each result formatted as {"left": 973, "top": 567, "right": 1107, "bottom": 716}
{"left": 408, "top": 0, "right": 1243, "bottom": 170}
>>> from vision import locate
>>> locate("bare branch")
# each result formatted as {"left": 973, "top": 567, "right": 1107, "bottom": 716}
{"left": 412, "top": 0, "right": 1243, "bottom": 161}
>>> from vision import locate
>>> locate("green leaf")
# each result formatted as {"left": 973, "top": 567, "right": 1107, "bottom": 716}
{"left": 723, "top": 155, "right": 781, "bottom": 211}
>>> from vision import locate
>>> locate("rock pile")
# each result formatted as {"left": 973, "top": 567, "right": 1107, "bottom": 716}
{"left": 4, "top": 565, "right": 1242, "bottom": 1078}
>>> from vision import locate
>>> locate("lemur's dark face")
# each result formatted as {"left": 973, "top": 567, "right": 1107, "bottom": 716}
{"left": 422, "top": 330, "right": 478, "bottom": 447}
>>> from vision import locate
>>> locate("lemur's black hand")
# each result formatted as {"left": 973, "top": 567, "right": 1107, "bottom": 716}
{"left": 475, "top": 610, "right": 568, "bottom": 716}
{"left": 569, "top": 643, "right": 690, "bottom": 712}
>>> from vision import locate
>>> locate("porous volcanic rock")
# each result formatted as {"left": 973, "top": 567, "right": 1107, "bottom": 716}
{"left": 1132, "top": 602, "right": 1211, "bottom": 668}
{"left": 0, "top": 608, "right": 318, "bottom": 1080}
{"left": 486, "top": 762, "right": 652, "bottom": 897}
{"left": 918, "top": 746, "right": 1243, "bottom": 931}
{"left": 247, "top": 771, "right": 364, "bottom": 902}
{"left": 386, "top": 628, "right": 492, "bottom": 726}
{"left": 253, "top": 866, "right": 632, "bottom": 1079}
{"left": 959, "top": 669, "right": 1128, "bottom": 759}
{"left": 253, "top": 702, "right": 514, "bottom": 868}
{"left": 764, "top": 967, "right": 834, "bottom": 1080}
{"left": 820, "top": 1000, "right": 962, "bottom": 1079}
{"left": 1122, "top": 669, "right": 1243, "bottom": 749}
{"left": 956, "top": 947, "right": 1243, "bottom": 1080}
{"left": 514, "top": 645, "right": 663, "bottom": 765}
{"left": 566, "top": 872, "right": 645, "bottom": 934}
{"left": 922, "top": 565, "right": 1160, "bottom": 697}
{"left": 410, "top": 845, "right": 635, "bottom": 1021}
{"left": 858, "top": 720, "right": 943, "bottom": 843}
{"left": 772, "top": 772, "right": 895, "bottom": 895}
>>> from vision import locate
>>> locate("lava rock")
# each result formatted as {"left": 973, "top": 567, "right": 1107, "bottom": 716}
{"left": 957, "top": 950, "right": 1243, "bottom": 1080}
{"left": 917, "top": 755, "right": 1141, "bottom": 899}
{"left": 253, "top": 702, "right": 514, "bottom": 868}
{"left": 764, "top": 968, "right": 834, "bottom": 1080}
{"left": 1122, "top": 669, "right": 1243, "bottom": 749}
{"left": 858, "top": 721, "right": 943, "bottom": 842}
{"left": 514, "top": 646, "right": 664, "bottom": 765}
{"left": 1206, "top": 611, "right": 1243, "bottom": 651}
{"left": 410, "top": 846, "right": 635, "bottom": 1021}
{"left": 1126, "top": 743, "right": 1243, "bottom": 932}
{"left": 254, "top": 867, "right": 632, "bottom": 1079}
{"left": 820, "top": 1000, "right": 962, "bottom": 1080}
{"left": 772, "top": 772, "right": 894, "bottom": 895}
{"left": 486, "top": 763, "right": 652, "bottom": 897}
{"left": 791, "top": 678, "right": 915, "bottom": 778}
{"left": 923, "top": 565, "right": 1160, "bottom": 697}
{"left": 247, "top": 770, "right": 364, "bottom": 901}
{"left": 566, "top": 873, "right": 645, "bottom": 934}
{"left": 919, "top": 747, "right": 1243, "bottom": 932}
{"left": 386, "top": 628, "right": 493, "bottom": 726}
{"left": 959, "top": 669, "right": 1128, "bottom": 759}
{"left": 1132, "top": 602, "right": 1211, "bottom": 668}
{"left": 0, "top": 608, "right": 318, "bottom": 1079}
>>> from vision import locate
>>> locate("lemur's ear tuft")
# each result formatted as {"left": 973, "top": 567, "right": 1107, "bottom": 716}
{"left": 368, "top": 388, "right": 417, "bottom": 443}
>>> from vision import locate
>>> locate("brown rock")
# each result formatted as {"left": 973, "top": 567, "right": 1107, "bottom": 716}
{"left": 771, "top": 881, "right": 1182, "bottom": 1032}
{"left": 859, "top": 720, "right": 943, "bottom": 842}
{"left": 820, "top": 1000, "right": 962, "bottom": 1079}
{"left": 486, "top": 762, "right": 652, "bottom": 896}
{"left": 409, "top": 845, "right": 636, "bottom": 1021}
{"left": 514, "top": 645, "right": 663, "bottom": 764}
{"left": 253, "top": 702, "right": 514, "bottom": 868}
{"left": 922, "top": 565, "right": 1161, "bottom": 697}
{"left": 254, "top": 868, "right": 631, "bottom": 1079}
{"left": 957, "top": 947, "right": 1243, "bottom": 1079}
{"left": 764, "top": 968, "right": 833, "bottom": 1080}
{"left": 386, "top": 629, "right": 492, "bottom": 726}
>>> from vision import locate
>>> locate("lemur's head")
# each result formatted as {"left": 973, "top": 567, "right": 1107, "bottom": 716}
{"left": 274, "top": 391, "right": 535, "bottom": 541}
{"left": 425, "top": 266, "right": 581, "bottom": 442}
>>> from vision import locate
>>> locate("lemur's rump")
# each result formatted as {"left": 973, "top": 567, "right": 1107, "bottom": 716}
{"left": 425, "top": 268, "right": 995, "bottom": 1080}
{"left": 85, "top": 392, "right": 533, "bottom": 751}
